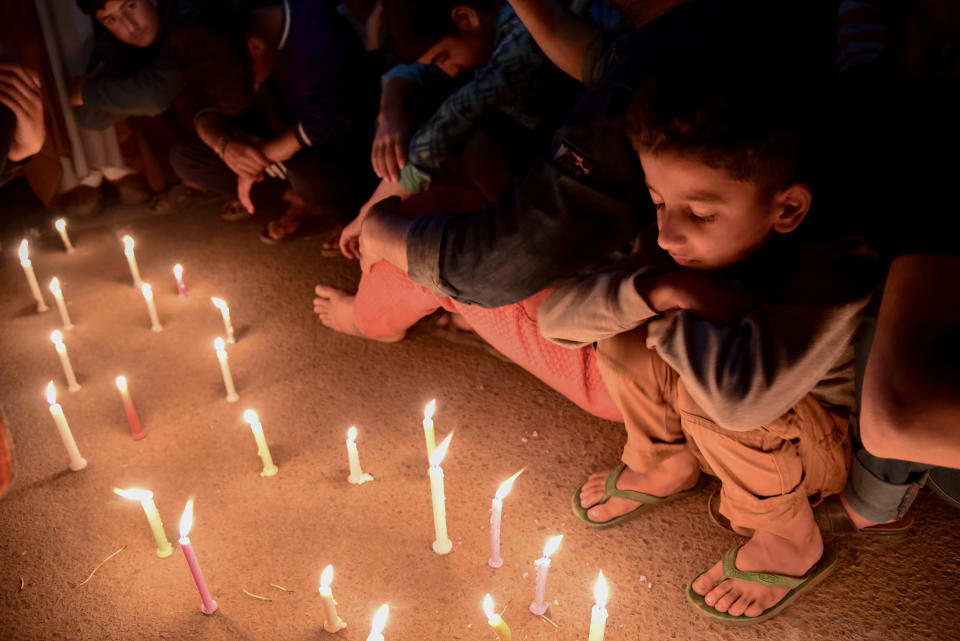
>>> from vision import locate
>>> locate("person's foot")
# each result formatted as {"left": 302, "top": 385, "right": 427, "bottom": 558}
{"left": 320, "top": 226, "right": 344, "bottom": 257}
{"left": 691, "top": 504, "right": 824, "bottom": 618}
{"left": 221, "top": 200, "right": 252, "bottom": 222}
{"left": 839, "top": 491, "right": 890, "bottom": 530}
{"left": 435, "top": 312, "right": 474, "bottom": 332}
{"left": 113, "top": 173, "right": 152, "bottom": 206}
{"left": 149, "top": 184, "right": 198, "bottom": 215}
{"left": 313, "top": 285, "right": 404, "bottom": 342}
{"left": 579, "top": 449, "right": 700, "bottom": 523}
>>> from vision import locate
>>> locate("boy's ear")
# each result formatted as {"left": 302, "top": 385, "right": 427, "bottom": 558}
{"left": 450, "top": 5, "right": 481, "bottom": 31}
{"left": 772, "top": 182, "right": 812, "bottom": 233}
{"left": 247, "top": 34, "right": 266, "bottom": 60}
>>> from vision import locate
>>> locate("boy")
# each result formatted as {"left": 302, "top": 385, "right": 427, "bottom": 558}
{"left": 538, "top": 53, "right": 877, "bottom": 621}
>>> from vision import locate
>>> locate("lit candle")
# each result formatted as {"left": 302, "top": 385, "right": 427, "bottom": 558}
{"left": 48, "top": 277, "right": 74, "bottom": 330}
{"left": 173, "top": 264, "right": 188, "bottom": 297}
{"left": 489, "top": 469, "right": 524, "bottom": 568}
{"left": 179, "top": 499, "right": 218, "bottom": 615}
{"left": 19, "top": 239, "right": 48, "bottom": 312}
{"left": 346, "top": 426, "right": 374, "bottom": 485}
{"left": 213, "top": 337, "right": 239, "bottom": 402}
{"left": 529, "top": 535, "right": 563, "bottom": 615}
{"left": 422, "top": 399, "right": 436, "bottom": 457}
{"left": 141, "top": 283, "right": 163, "bottom": 332}
{"left": 45, "top": 381, "right": 87, "bottom": 471}
{"left": 115, "top": 376, "right": 146, "bottom": 440}
{"left": 483, "top": 594, "right": 511, "bottom": 641}
{"left": 122, "top": 235, "right": 143, "bottom": 288}
{"left": 366, "top": 604, "right": 389, "bottom": 641}
{"left": 588, "top": 571, "right": 609, "bottom": 641}
{"left": 428, "top": 432, "right": 453, "bottom": 555}
{"left": 318, "top": 565, "right": 347, "bottom": 632}
{"left": 50, "top": 330, "right": 81, "bottom": 391}
{"left": 54, "top": 218, "right": 76, "bottom": 253}
{"left": 210, "top": 298, "right": 235, "bottom": 343}
{"left": 114, "top": 488, "right": 174, "bottom": 558}
{"left": 242, "top": 410, "right": 278, "bottom": 477}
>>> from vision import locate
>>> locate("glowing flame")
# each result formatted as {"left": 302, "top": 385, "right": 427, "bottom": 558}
{"left": 370, "top": 604, "right": 389, "bottom": 635}
{"left": 594, "top": 571, "right": 609, "bottom": 608}
{"left": 347, "top": 426, "right": 358, "bottom": 443}
{"left": 424, "top": 399, "right": 436, "bottom": 421}
{"left": 114, "top": 487, "right": 154, "bottom": 501}
{"left": 141, "top": 283, "right": 153, "bottom": 299}
{"left": 55, "top": 219, "right": 67, "bottom": 232}
{"left": 214, "top": 337, "right": 226, "bottom": 351}
{"left": 50, "top": 329, "right": 64, "bottom": 346}
{"left": 122, "top": 235, "right": 135, "bottom": 252}
{"left": 320, "top": 564, "right": 333, "bottom": 590}
{"left": 179, "top": 498, "right": 194, "bottom": 538}
{"left": 482, "top": 593, "right": 497, "bottom": 621}
{"left": 429, "top": 431, "right": 453, "bottom": 467}
{"left": 173, "top": 264, "right": 183, "bottom": 280}
{"left": 115, "top": 376, "right": 128, "bottom": 392}
{"left": 49, "top": 277, "right": 62, "bottom": 296}
{"left": 210, "top": 297, "right": 228, "bottom": 312}
{"left": 542, "top": 535, "right": 563, "bottom": 559}
{"left": 45, "top": 381, "right": 57, "bottom": 405}
{"left": 495, "top": 468, "right": 525, "bottom": 501}
{"left": 18, "top": 239, "right": 29, "bottom": 264}
{"left": 243, "top": 409, "right": 259, "bottom": 425}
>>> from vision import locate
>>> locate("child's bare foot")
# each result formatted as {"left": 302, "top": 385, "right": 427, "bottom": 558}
{"left": 691, "top": 503, "right": 824, "bottom": 618}
{"left": 579, "top": 449, "right": 700, "bottom": 523}
{"left": 313, "top": 285, "right": 404, "bottom": 342}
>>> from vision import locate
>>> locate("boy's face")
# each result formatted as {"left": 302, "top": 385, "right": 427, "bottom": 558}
{"left": 96, "top": 0, "right": 160, "bottom": 48}
{"left": 417, "top": 6, "right": 496, "bottom": 78}
{"left": 640, "top": 151, "right": 806, "bottom": 270}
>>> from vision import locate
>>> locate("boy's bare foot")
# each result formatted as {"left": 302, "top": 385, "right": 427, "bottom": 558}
{"left": 691, "top": 503, "right": 824, "bottom": 618}
{"left": 579, "top": 449, "right": 700, "bottom": 523}
{"left": 313, "top": 285, "right": 404, "bottom": 342}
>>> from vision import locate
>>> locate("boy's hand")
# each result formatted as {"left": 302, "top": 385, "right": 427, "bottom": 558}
{"left": 67, "top": 61, "right": 103, "bottom": 107}
{"left": 640, "top": 271, "right": 754, "bottom": 325}
{"left": 222, "top": 139, "right": 271, "bottom": 178}
{"left": 358, "top": 197, "right": 409, "bottom": 273}
{"left": 0, "top": 64, "right": 44, "bottom": 161}
{"left": 371, "top": 111, "right": 411, "bottom": 182}
{"left": 237, "top": 172, "right": 263, "bottom": 214}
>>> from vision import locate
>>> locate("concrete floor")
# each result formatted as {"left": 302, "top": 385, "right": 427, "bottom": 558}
{"left": 0, "top": 196, "right": 958, "bottom": 641}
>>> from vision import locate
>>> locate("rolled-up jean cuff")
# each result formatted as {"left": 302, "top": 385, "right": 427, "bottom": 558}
{"left": 845, "top": 454, "right": 927, "bottom": 523}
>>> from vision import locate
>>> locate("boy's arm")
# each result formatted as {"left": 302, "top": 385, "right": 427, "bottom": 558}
{"left": 372, "top": 75, "right": 419, "bottom": 183}
{"left": 506, "top": 0, "right": 601, "bottom": 81}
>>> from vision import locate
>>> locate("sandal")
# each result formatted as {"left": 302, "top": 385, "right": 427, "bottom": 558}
{"left": 572, "top": 462, "right": 704, "bottom": 528}
{"left": 260, "top": 211, "right": 308, "bottom": 245}
{"left": 221, "top": 200, "right": 253, "bottom": 222}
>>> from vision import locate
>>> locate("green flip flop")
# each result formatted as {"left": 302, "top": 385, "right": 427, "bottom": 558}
{"left": 687, "top": 544, "right": 838, "bottom": 623}
{"left": 572, "top": 462, "right": 703, "bottom": 528}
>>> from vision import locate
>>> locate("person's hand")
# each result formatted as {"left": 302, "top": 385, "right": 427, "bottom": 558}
{"left": 221, "top": 139, "right": 271, "bottom": 178}
{"left": 358, "top": 196, "right": 407, "bottom": 273}
{"left": 67, "top": 61, "right": 103, "bottom": 107}
{"left": 0, "top": 64, "right": 44, "bottom": 162}
{"left": 370, "top": 110, "right": 411, "bottom": 182}
{"left": 339, "top": 199, "right": 375, "bottom": 259}
{"left": 237, "top": 172, "right": 263, "bottom": 214}
{"left": 640, "top": 270, "right": 755, "bottom": 325}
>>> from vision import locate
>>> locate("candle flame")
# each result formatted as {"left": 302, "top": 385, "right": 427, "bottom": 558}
{"left": 55, "top": 219, "right": 67, "bottom": 232}
{"left": 320, "top": 564, "right": 333, "bottom": 590}
{"left": 45, "top": 381, "right": 57, "bottom": 405}
{"left": 18, "top": 239, "right": 29, "bottom": 263}
{"left": 429, "top": 431, "right": 453, "bottom": 467}
{"left": 49, "top": 277, "right": 62, "bottom": 296}
{"left": 141, "top": 283, "right": 153, "bottom": 299}
{"left": 210, "top": 297, "right": 228, "bottom": 312}
{"left": 214, "top": 337, "right": 226, "bottom": 351}
{"left": 594, "top": 570, "right": 609, "bottom": 608}
{"left": 347, "top": 426, "right": 357, "bottom": 443}
{"left": 179, "top": 498, "right": 194, "bottom": 538}
{"left": 543, "top": 535, "right": 563, "bottom": 559}
{"left": 122, "top": 235, "right": 135, "bottom": 252}
{"left": 173, "top": 264, "right": 183, "bottom": 279}
{"left": 114, "top": 487, "right": 154, "bottom": 501}
{"left": 242, "top": 409, "right": 259, "bottom": 425}
{"left": 370, "top": 604, "right": 389, "bottom": 635}
{"left": 115, "top": 376, "right": 128, "bottom": 392}
{"left": 424, "top": 399, "right": 436, "bottom": 421}
{"left": 50, "top": 329, "right": 63, "bottom": 346}
{"left": 495, "top": 468, "right": 525, "bottom": 501}
{"left": 482, "top": 593, "right": 496, "bottom": 621}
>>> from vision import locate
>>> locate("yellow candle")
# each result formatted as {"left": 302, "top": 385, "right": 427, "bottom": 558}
{"left": 422, "top": 399, "right": 436, "bottom": 457}
{"left": 318, "top": 565, "right": 347, "bottom": 632}
{"left": 242, "top": 410, "right": 278, "bottom": 477}
{"left": 210, "top": 298, "right": 236, "bottom": 343}
{"left": 55, "top": 219, "right": 76, "bottom": 252}
{"left": 588, "top": 571, "right": 609, "bottom": 641}
{"left": 366, "top": 604, "right": 388, "bottom": 641}
{"left": 19, "top": 239, "right": 48, "bottom": 312}
{"left": 122, "top": 235, "right": 143, "bottom": 288}
{"left": 346, "top": 426, "right": 373, "bottom": 485}
{"left": 483, "top": 594, "right": 511, "bottom": 641}
{"left": 140, "top": 283, "right": 163, "bottom": 332}
{"left": 214, "top": 337, "right": 239, "bottom": 402}
{"left": 428, "top": 432, "right": 453, "bottom": 555}
{"left": 50, "top": 330, "right": 81, "bottom": 391}
{"left": 45, "top": 381, "right": 87, "bottom": 471}
{"left": 114, "top": 488, "right": 173, "bottom": 558}
{"left": 49, "top": 277, "right": 74, "bottom": 330}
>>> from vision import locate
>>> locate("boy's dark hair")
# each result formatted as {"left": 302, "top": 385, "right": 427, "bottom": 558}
{"left": 382, "top": 0, "right": 498, "bottom": 63}
{"left": 76, "top": 0, "right": 109, "bottom": 15}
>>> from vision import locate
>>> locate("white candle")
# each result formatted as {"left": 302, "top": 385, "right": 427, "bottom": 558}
{"left": 50, "top": 330, "right": 81, "bottom": 391}
{"left": 210, "top": 298, "right": 235, "bottom": 343}
{"left": 346, "top": 426, "right": 374, "bottom": 485}
{"left": 588, "top": 571, "right": 609, "bottom": 641}
{"left": 214, "top": 337, "right": 239, "bottom": 402}
{"left": 489, "top": 469, "right": 524, "bottom": 568}
{"left": 48, "top": 277, "right": 74, "bottom": 330}
{"left": 529, "top": 535, "right": 563, "bottom": 615}
{"left": 19, "top": 239, "right": 48, "bottom": 312}
{"left": 45, "top": 381, "right": 87, "bottom": 471}
{"left": 242, "top": 410, "right": 278, "bottom": 477}
{"left": 366, "top": 604, "right": 389, "bottom": 641}
{"left": 140, "top": 283, "right": 163, "bottom": 332}
{"left": 428, "top": 432, "right": 453, "bottom": 555}
{"left": 54, "top": 219, "right": 76, "bottom": 253}
{"left": 114, "top": 488, "right": 174, "bottom": 558}
{"left": 318, "top": 565, "right": 347, "bottom": 632}
{"left": 173, "top": 264, "right": 188, "bottom": 297}
{"left": 122, "top": 235, "right": 143, "bottom": 288}
{"left": 422, "top": 399, "right": 436, "bottom": 457}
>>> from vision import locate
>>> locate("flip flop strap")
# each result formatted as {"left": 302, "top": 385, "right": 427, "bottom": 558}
{"left": 719, "top": 546, "right": 806, "bottom": 590}
{"left": 603, "top": 463, "right": 662, "bottom": 505}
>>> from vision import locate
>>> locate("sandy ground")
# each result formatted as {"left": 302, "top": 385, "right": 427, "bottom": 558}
{"left": 0, "top": 196, "right": 958, "bottom": 641}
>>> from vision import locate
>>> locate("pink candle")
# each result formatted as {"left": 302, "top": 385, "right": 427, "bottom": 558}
{"left": 115, "top": 376, "right": 146, "bottom": 440}
{"left": 173, "top": 264, "right": 188, "bottom": 297}
{"left": 489, "top": 469, "right": 523, "bottom": 569}
{"left": 529, "top": 535, "right": 562, "bottom": 615}
{"left": 179, "top": 499, "right": 218, "bottom": 615}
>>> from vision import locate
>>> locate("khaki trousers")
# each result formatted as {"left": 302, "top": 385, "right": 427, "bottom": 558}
{"left": 596, "top": 328, "right": 851, "bottom": 537}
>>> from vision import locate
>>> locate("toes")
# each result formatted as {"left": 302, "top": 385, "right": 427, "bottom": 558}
{"left": 702, "top": 578, "right": 733, "bottom": 605}
{"left": 691, "top": 561, "right": 723, "bottom": 596}
{"left": 743, "top": 600, "right": 766, "bottom": 618}
{"left": 726, "top": 593, "right": 752, "bottom": 617}
{"left": 712, "top": 585, "right": 740, "bottom": 613}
